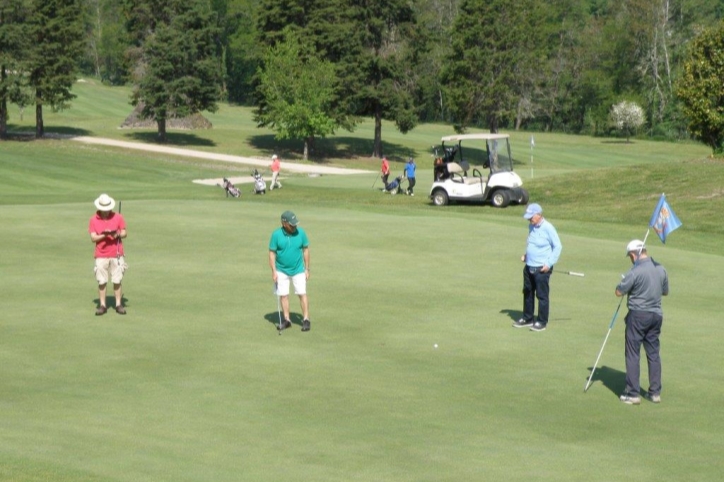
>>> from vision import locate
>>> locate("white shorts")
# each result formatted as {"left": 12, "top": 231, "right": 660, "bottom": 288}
{"left": 94, "top": 256, "right": 127, "bottom": 285}
{"left": 275, "top": 272, "right": 306, "bottom": 296}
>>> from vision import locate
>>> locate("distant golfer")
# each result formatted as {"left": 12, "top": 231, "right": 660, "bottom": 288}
{"left": 381, "top": 156, "right": 390, "bottom": 186}
{"left": 269, "top": 211, "right": 311, "bottom": 331}
{"left": 88, "top": 194, "right": 127, "bottom": 315}
{"left": 513, "top": 203, "right": 562, "bottom": 332}
{"left": 404, "top": 157, "right": 416, "bottom": 196}
{"left": 616, "top": 240, "right": 668, "bottom": 405}
{"left": 270, "top": 154, "right": 282, "bottom": 190}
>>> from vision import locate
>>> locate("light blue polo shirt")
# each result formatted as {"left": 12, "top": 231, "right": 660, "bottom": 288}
{"left": 525, "top": 219, "right": 562, "bottom": 268}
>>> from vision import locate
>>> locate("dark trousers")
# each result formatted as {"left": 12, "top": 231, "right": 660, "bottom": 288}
{"left": 381, "top": 173, "right": 389, "bottom": 186}
{"left": 523, "top": 266, "right": 551, "bottom": 325}
{"left": 624, "top": 310, "right": 663, "bottom": 396}
{"left": 407, "top": 177, "right": 416, "bottom": 194}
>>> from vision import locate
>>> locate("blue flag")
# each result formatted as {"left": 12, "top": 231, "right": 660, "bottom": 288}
{"left": 649, "top": 194, "right": 682, "bottom": 243}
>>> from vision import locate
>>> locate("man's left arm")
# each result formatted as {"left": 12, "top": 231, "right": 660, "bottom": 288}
{"left": 543, "top": 224, "right": 562, "bottom": 272}
{"left": 302, "top": 246, "right": 310, "bottom": 280}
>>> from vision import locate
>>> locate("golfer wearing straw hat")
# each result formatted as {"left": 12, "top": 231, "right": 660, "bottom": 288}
{"left": 616, "top": 240, "right": 668, "bottom": 405}
{"left": 88, "top": 194, "right": 127, "bottom": 315}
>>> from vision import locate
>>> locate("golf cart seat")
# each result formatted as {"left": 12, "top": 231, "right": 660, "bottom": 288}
{"left": 447, "top": 162, "right": 484, "bottom": 185}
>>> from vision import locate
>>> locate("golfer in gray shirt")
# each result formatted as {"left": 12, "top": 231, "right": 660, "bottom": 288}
{"left": 615, "top": 239, "right": 669, "bottom": 405}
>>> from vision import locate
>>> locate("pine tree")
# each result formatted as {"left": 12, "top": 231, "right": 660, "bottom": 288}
{"left": 0, "top": 0, "right": 31, "bottom": 138}
{"left": 27, "top": 0, "right": 85, "bottom": 138}
{"left": 442, "top": 0, "right": 544, "bottom": 132}
{"left": 126, "top": 0, "right": 221, "bottom": 142}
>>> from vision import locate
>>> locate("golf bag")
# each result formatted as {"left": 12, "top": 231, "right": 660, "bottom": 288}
{"left": 383, "top": 175, "right": 404, "bottom": 195}
{"left": 220, "top": 177, "right": 241, "bottom": 198}
{"left": 252, "top": 169, "right": 266, "bottom": 195}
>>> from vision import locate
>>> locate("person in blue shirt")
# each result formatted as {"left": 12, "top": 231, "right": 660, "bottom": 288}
{"left": 513, "top": 203, "right": 562, "bottom": 332}
{"left": 404, "top": 157, "right": 416, "bottom": 196}
{"left": 269, "top": 211, "right": 311, "bottom": 332}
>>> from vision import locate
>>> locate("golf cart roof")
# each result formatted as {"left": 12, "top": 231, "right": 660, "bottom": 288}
{"left": 441, "top": 133, "right": 510, "bottom": 142}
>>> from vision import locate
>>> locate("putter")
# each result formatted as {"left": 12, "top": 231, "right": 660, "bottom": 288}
{"left": 115, "top": 200, "right": 122, "bottom": 259}
{"left": 275, "top": 283, "right": 283, "bottom": 335}
{"left": 584, "top": 292, "right": 625, "bottom": 392}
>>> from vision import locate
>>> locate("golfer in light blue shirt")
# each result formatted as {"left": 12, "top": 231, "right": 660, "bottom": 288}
{"left": 513, "top": 203, "right": 562, "bottom": 332}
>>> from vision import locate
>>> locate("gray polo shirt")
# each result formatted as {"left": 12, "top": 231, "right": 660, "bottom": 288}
{"left": 617, "top": 257, "right": 669, "bottom": 315}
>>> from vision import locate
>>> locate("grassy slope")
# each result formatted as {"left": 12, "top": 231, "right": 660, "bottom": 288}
{"left": 1, "top": 82, "right": 723, "bottom": 481}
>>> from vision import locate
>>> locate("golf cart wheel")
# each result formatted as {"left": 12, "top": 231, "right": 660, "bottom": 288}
{"left": 518, "top": 189, "right": 529, "bottom": 205}
{"left": 491, "top": 189, "right": 511, "bottom": 208}
{"left": 432, "top": 189, "right": 449, "bottom": 206}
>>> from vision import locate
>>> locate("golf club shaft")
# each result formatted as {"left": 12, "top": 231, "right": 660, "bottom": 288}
{"left": 563, "top": 271, "right": 585, "bottom": 277}
{"left": 584, "top": 296, "right": 625, "bottom": 392}
{"left": 117, "top": 200, "right": 122, "bottom": 259}
{"left": 275, "top": 283, "right": 282, "bottom": 331}
{"left": 372, "top": 173, "right": 380, "bottom": 189}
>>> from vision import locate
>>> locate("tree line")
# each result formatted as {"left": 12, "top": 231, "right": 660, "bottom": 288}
{"left": 2, "top": 0, "right": 724, "bottom": 154}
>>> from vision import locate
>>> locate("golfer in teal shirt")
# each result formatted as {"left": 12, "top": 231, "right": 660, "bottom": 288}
{"left": 269, "top": 211, "right": 311, "bottom": 332}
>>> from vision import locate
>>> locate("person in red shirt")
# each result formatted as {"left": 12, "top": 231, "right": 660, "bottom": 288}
{"left": 88, "top": 194, "right": 128, "bottom": 315}
{"left": 381, "top": 156, "right": 390, "bottom": 186}
{"left": 270, "top": 154, "right": 282, "bottom": 190}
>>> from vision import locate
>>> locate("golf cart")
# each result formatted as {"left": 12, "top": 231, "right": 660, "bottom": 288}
{"left": 429, "top": 133, "right": 529, "bottom": 207}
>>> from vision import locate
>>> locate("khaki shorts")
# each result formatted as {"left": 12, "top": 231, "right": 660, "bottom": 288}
{"left": 94, "top": 257, "right": 127, "bottom": 285}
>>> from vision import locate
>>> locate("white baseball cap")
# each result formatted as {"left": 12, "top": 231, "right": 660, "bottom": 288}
{"left": 626, "top": 239, "right": 645, "bottom": 255}
{"left": 272, "top": 154, "right": 278, "bottom": 160}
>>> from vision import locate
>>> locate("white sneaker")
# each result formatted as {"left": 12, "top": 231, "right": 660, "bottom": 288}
{"left": 619, "top": 394, "right": 641, "bottom": 405}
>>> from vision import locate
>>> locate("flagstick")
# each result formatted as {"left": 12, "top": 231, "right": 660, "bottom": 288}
{"left": 530, "top": 144, "right": 534, "bottom": 179}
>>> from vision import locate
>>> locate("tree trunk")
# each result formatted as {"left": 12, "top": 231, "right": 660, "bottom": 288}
{"left": 0, "top": 66, "right": 6, "bottom": 139}
{"left": 35, "top": 89, "right": 44, "bottom": 138}
{"left": 0, "top": 97, "right": 6, "bottom": 139}
{"left": 303, "top": 138, "right": 309, "bottom": 161}
{"left": 157, "top": 118, "right": 167, "bottom": 143}
{"left": 373, "top": 104, "right": 383, "bottom": 158}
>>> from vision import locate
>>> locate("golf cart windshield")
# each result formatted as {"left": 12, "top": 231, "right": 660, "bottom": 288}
{"left": 487, "top": 138, "right": 513, "bottom": 174}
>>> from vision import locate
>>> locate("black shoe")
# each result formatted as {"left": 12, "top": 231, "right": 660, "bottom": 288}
{"left": 277, "top": 320, "right": 292, "bottom": 331}
{"left": 530, "top": 322, "right": 547, "bottom": 332}
{"left": 95, "top": 306, "right": 107, "bottom": 316}
{"left": 115, "top": 305, "right": 126, "bottom": 315}
{"left": 302, "top": 319, "right": 311, "bottom": 332}
{"left": 512, "top": 318, "right": 534, "bottom": 328}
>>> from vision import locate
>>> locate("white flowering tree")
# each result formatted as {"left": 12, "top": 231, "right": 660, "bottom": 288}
{"left": 610, "top": 101, "right": 645, "bottom": 142}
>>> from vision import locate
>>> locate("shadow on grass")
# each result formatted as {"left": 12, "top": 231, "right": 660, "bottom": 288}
{"left": 247, "top": 134, "right": 415, "bottom": 164}
{"left": 3, "top": 126, "right": 93, "bottom": 140}
{"left": 499, "top": 309, "right": 525, "bottom": 322}
{"left": 585, "top": 365, "right": 626, "bottom": 396}
{"left": 122, "top": 131, "right": 217, "bottom": 147}
{"left": 601, "top": 140, "right": 634, "bottom": 144}
{"left": 93, "top": 296, "right": 129, "bottom": 311}
{"left": 264, "top": 312, "right": 305, "bottom": 330}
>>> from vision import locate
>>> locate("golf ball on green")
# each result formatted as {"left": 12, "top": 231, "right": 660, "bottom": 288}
{"left": 434, "top": 344, "right": 438, "bottom": 348}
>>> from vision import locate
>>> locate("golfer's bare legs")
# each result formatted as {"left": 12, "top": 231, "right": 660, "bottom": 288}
{"left": 114, "top": 283, "right": 123, "bottom": 307}
{"left": 299, "top": 294, "right": 309, "bottom": 320}
{"left": 98, "top": 284, "right": 107, "bottom": 307}
{"left": 281, "top": 295, "right": 291, "bottom": 321}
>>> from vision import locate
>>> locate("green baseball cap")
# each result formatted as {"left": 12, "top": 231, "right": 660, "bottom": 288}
{"left": 281, "top": 211, "right": 299, "bottom": 226}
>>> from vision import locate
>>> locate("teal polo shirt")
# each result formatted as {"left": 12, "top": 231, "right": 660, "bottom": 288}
{"left": 269, "top": 226, "right": 309, "bottom": 276}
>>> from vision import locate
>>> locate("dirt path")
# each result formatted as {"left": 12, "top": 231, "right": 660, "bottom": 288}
{"left": 70, "top": 136, "right": 372, "bottom": 179}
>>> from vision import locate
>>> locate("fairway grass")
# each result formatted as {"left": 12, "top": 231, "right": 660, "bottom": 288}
{"left": 1, "top": 198, "right": 722, "bottom": 481}
{"left": 2, "top": 91, "right": 723, "bottom": 480}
